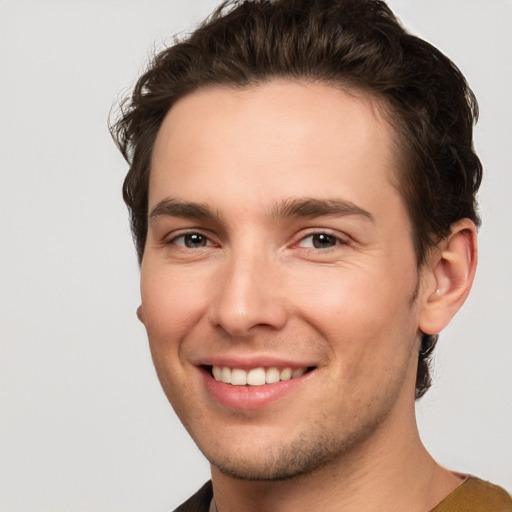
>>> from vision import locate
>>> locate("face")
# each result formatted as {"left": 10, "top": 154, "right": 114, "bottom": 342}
{"left": 140, "top": 81, "right": 426, "bottom": 480}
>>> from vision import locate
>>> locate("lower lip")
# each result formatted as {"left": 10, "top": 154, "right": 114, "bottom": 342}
{"left": 202, "top": 370, "right": 311, "bottom": 410}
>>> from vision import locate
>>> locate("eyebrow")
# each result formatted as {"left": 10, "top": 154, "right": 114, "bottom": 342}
{"left": 148, "top": 197, "right": 375, "bottom": 224}
{"left": 148, "top": 198, "right": 218, "bottom": 222}
{"left": 272, "top": 197, "right": 375, "bottom": 222}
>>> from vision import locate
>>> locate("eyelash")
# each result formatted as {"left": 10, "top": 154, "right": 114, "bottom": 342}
{"left": 168, "top": 231, "right": 216, "bottom": 249}
{"left": 294, "top": 232, "right": 347, "bottom": 250}
{"left": 167, "top": 230, "right": 348, "bottom": 251}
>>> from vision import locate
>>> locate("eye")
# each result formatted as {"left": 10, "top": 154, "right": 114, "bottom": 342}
{"left": 297, "top": 233, "right": 342, "bottom": 249}
{"left": 172, "top": 232, "right": 212, "bottom": 248}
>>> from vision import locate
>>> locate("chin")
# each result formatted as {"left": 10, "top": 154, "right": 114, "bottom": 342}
{"left": 201, "top": 424, "right": 370, "bottom": 482}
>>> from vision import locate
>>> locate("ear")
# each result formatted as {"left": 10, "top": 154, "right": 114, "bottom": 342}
{"left": 418, "top": 219, "right": 478, "bottom": 335}
{"left": 136, "top": 304, "right": 146, "bottom": 325}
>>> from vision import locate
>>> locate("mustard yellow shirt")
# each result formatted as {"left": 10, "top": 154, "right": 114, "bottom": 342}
{"left": 430, "top": 476, "right": 512, "bottom": 512}
{"left": 174, "top": 477, "right": 512, "bottom": 511}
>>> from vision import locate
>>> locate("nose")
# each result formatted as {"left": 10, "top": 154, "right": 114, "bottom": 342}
{"left": 208, "top": 248, "right": 288, "bottom": 337}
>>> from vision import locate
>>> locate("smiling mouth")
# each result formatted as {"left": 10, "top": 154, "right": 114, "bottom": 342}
{"left": 206, "top": 365, "right": 315, "bottom": 386}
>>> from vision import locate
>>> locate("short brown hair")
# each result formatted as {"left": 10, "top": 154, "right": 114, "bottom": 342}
{"left": 110, "top": 0, "right": 482, "bottom": 398}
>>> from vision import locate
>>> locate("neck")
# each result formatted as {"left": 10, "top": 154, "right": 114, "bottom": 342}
{"left": 210, "top": 403, "right": 461, "bottom": 512}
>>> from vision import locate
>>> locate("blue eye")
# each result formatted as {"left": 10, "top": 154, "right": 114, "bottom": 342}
{"left": 173, "top": 233, "right": 210, "bottom": 248}
{"left": 299, "top": 233, "right": 339, "bottom": 249}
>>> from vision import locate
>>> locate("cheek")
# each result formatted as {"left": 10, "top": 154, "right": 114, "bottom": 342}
{"left": 139, "top": 267, "right": 200, "bottom": 401}
{"left": 290, "top": 265, "right": 400, "bottom": 329}
{"left": 140, "top": 263, "right": 211, "bottom": 339}
{"left": 289, "top": 264, "right": 418, "bottom": 370}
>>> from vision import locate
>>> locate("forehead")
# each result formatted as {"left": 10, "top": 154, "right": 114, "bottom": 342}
{"left": 149, "top": 80, "right": 402, "bottom": 217}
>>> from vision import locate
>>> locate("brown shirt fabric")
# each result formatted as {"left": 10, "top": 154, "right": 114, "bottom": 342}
{"left": 173, "top": 477, "right": 512, "bottom": 512}
{"left": 429, "top": 477, "right": 512, "bottom": 512}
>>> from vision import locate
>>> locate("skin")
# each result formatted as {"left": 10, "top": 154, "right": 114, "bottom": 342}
{"left": 138, "top": 81, "right": 476, "bottom": 511}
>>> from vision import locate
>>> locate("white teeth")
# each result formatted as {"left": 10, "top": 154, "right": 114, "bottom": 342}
{"left": 231, "top": 368, "right": 247, "bottom": 386}
{"left": 266, "top": 367, "right": 280, "bottom": 384}
{"left": 212, "top": 366, "right": 222, "bottom": 381}
{"left": 211, "top": 365, "right": 309, "bottom": 386}
{"left": 247, "top": 367, "right": 266, "bottom": 386}
{"left": 280, "top": 367, "right": 292, "bottom": 381}
{"left": 221, "top": 366, "right": 231, "bottom": 383}
{"left": 291, "top": 367, "right": 306, "bottom": 378}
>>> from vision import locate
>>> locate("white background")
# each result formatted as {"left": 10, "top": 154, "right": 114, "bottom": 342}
{"left": 1, "top": 1, "right": 511, "bottom": 510}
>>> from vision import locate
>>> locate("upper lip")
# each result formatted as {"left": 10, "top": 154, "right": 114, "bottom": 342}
{"left": 192, "top": 354, "right": 317, "bottom": 370}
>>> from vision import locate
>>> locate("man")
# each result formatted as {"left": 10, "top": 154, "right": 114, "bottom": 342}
{"left": 110, "top": 0, "right": 511, "bottom": 510}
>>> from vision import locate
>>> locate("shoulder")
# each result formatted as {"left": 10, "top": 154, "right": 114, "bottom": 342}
{"left": 431, "top": 476, "right": 512, "bottom": 512}
{"left": 172, "top": 481, "right": 213, "bottom": 512}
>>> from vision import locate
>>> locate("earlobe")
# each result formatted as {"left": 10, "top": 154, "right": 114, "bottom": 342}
{"left": 418, "top": 219, "right": 478, "bottom": 335}
{"left": 136, "top": 304, "right": 146, "bottom": 325}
